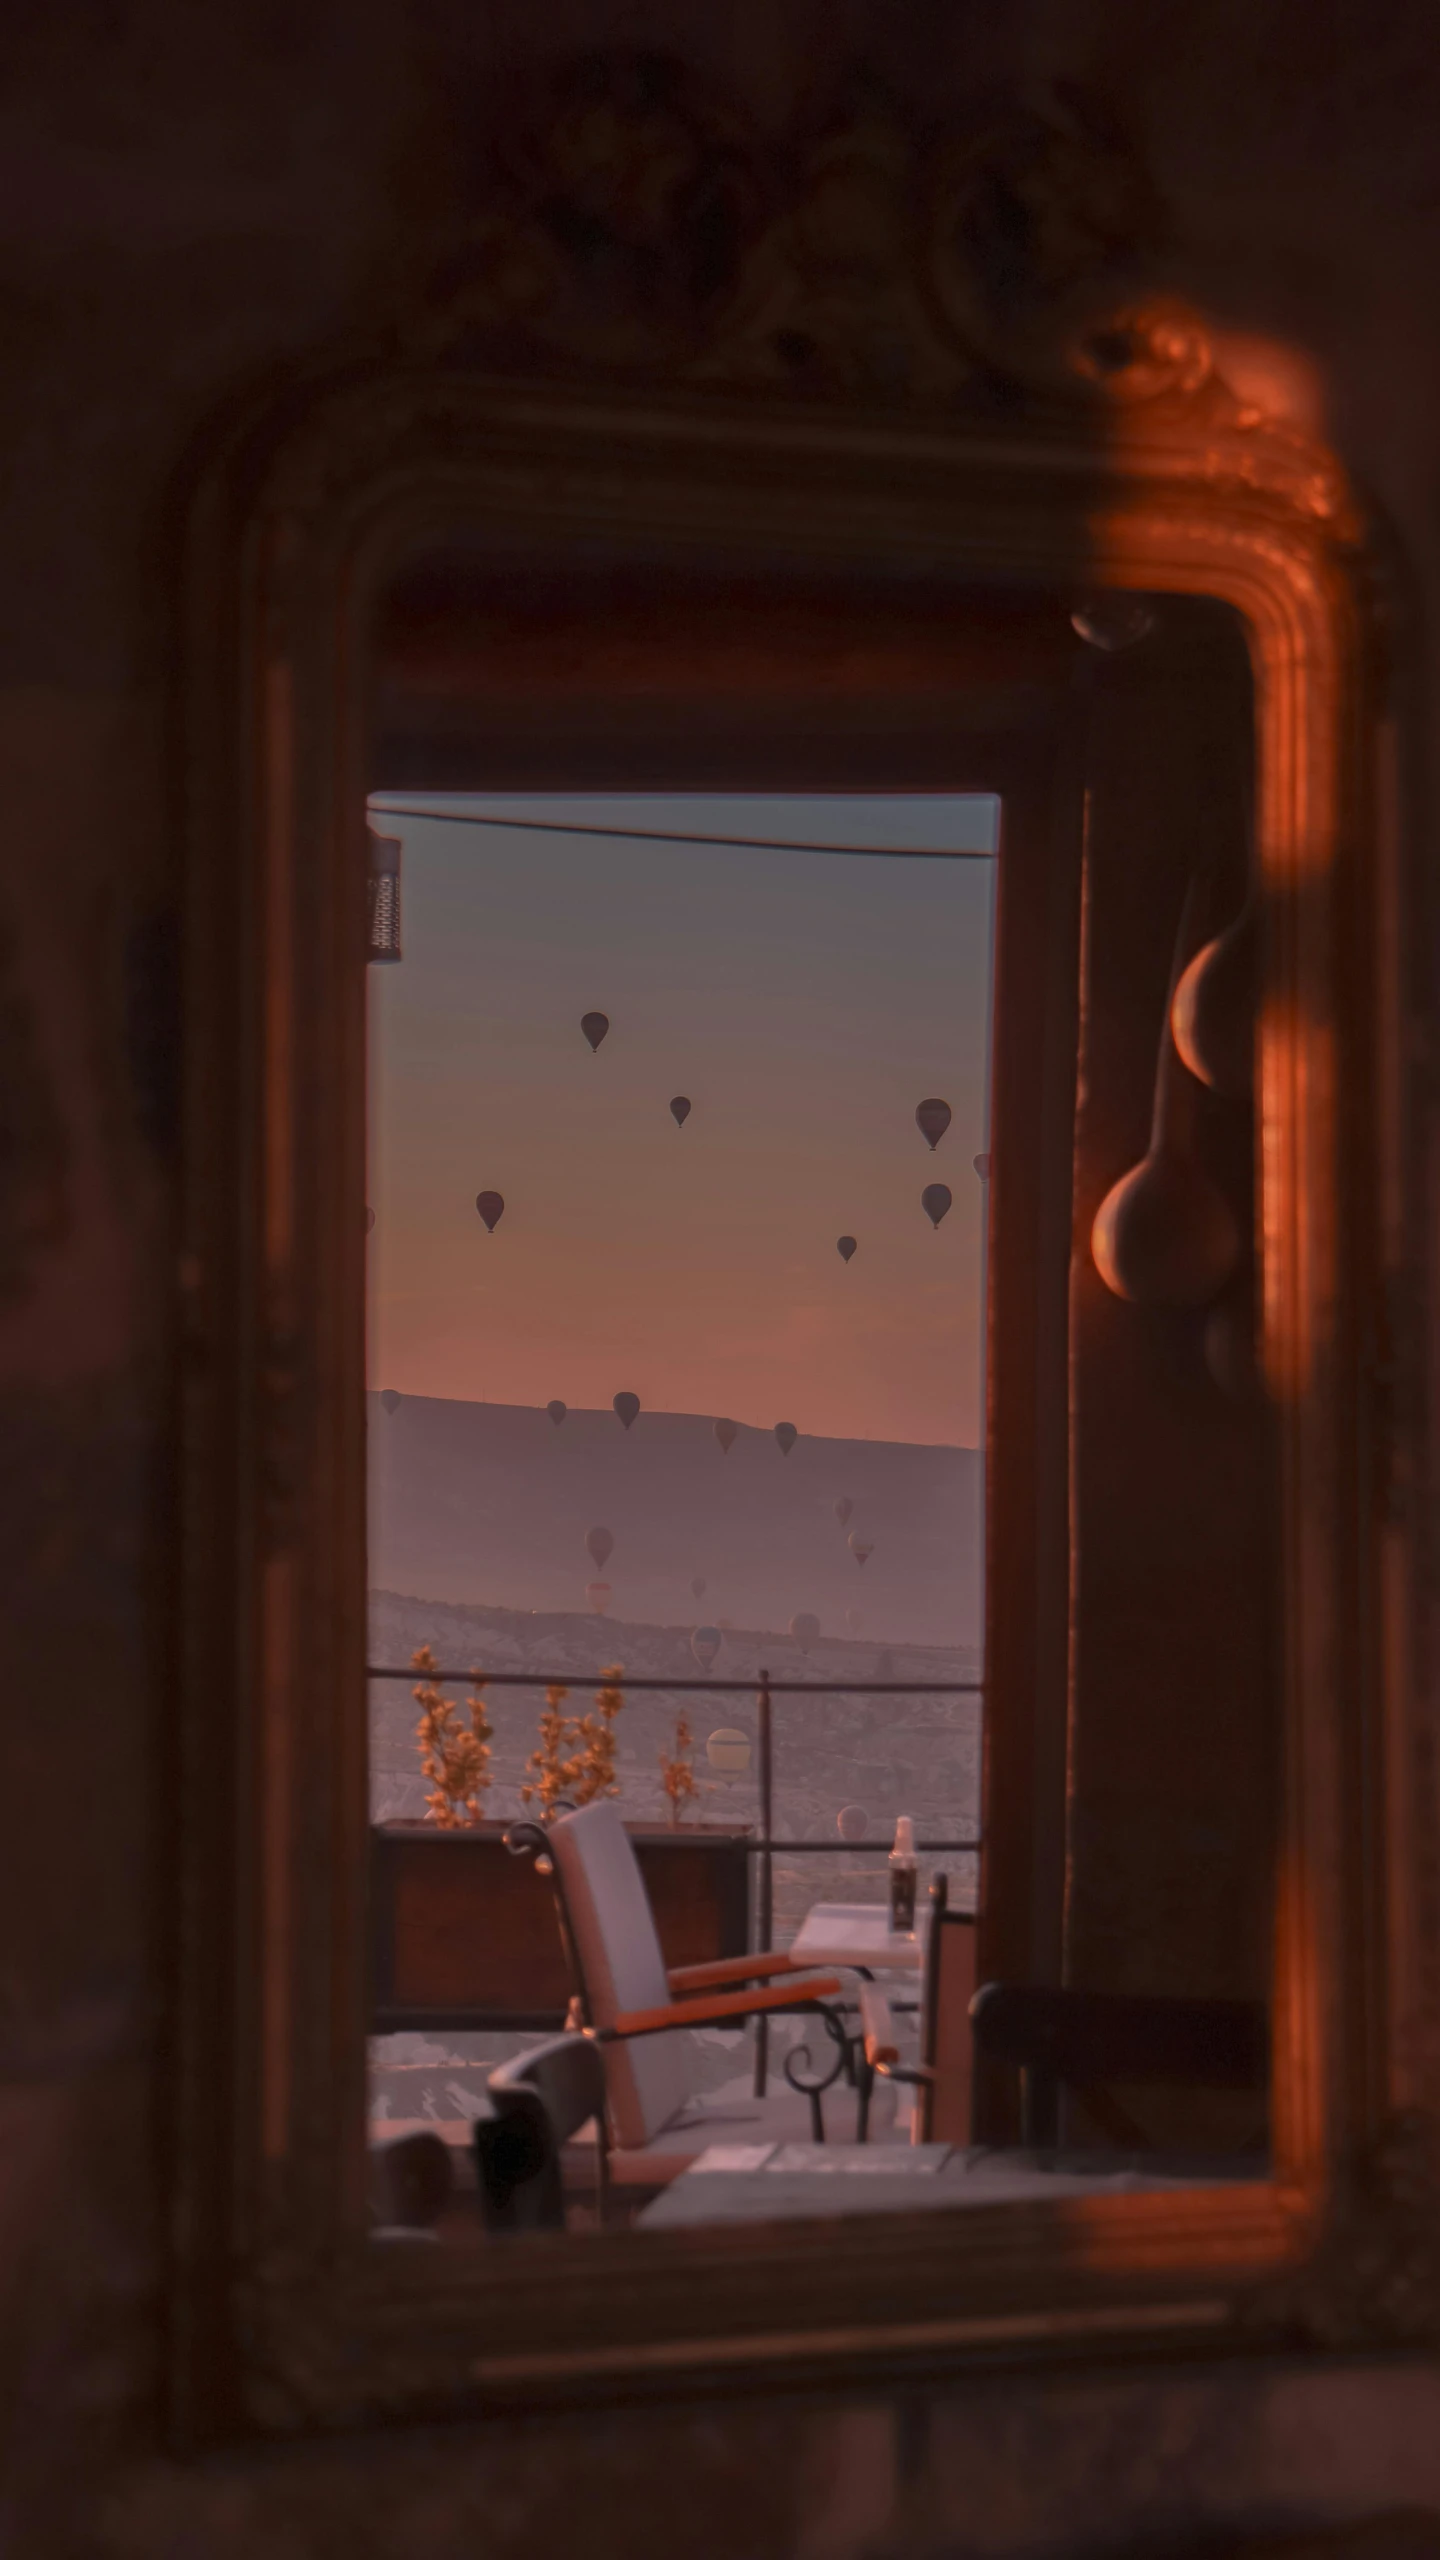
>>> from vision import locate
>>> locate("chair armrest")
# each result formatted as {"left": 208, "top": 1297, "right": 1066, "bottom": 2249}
{"left": 669, "top": 1952, "right": 822, "bottom": 1993}
{"left": 602, "top": 1974, "right": 844, "bottom": 2040}
{"left": 858, "top": 1979, "right": 896, "bottom": 2066}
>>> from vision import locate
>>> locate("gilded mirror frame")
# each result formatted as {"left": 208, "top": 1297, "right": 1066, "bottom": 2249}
{"left": 168, "top": 134, "right": 1428, "bottom": 2430}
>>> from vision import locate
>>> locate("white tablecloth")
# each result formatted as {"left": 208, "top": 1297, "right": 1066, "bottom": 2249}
{"left": 789, "top": 1900, "right": 928, "bottom": 1973}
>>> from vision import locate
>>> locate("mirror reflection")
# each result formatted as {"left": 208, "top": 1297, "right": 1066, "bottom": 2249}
{"left": 364, "top": 559, "right": 1273, "bottom": 2245}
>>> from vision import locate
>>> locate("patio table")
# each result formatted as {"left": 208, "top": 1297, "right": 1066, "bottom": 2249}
{"left": 787, "top": 1900, "right": 930, "bottom": 1974}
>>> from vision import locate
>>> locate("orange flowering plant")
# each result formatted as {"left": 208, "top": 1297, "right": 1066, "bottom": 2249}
{"left": 520, "top": 1682, "right": 578, "bottom": 1820}
{"left": 521, "top": 1667, "right": 626, "bottom": 1820}
{"left": 659, "top": 1709, "right": 699, "bottom": 1828}
{"left": 412, "top": 1643, "right": 492, "bottom": 1827}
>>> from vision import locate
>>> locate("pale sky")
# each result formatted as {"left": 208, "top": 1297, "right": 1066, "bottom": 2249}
{"left": 366, "top": 795, "right": 998, "bottom": 1447}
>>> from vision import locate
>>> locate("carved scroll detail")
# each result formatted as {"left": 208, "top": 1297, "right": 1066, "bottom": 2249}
{"left": 366, "top": 50, "right": 1362, "bottom": 537}
{"left": 406, "top": 58, "right": 1168, "bottom": 410}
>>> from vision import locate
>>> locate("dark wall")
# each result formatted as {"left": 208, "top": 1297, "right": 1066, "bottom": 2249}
{"left": 5, "top": 4, "right": 1440, "bottom": 2551}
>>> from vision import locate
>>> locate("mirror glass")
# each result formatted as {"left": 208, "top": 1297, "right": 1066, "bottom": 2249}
{"left": 362, "top": 546, "right": 1274, "bottom": 2245}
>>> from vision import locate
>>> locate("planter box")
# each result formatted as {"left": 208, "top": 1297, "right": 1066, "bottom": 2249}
{"left": 370, "top": 1820, "right": 753, "bottom": 2033}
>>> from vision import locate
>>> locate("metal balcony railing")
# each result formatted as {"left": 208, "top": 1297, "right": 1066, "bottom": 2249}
{"left": 367, "top": 1662, "right": 984, "bottom": 2094}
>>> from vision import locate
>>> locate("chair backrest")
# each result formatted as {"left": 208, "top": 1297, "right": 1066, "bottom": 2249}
{"left": 968, "top": 1982, "right": 1269, "bottom": 2147}
{"left": 918, "top": 1874, "right": 977, "bottom": 2144}
{"left": 550, "top": 1800, "right": 691, "bottom": 2147}
{"left": 969, "top": 1985, "right": 1269, "bottom": 2089}
{"left": 476, "top": 2033, "right": 610, "bottom": 2234}
{"left": 491, "top": 2030, "right": 610, "bottom": 2137}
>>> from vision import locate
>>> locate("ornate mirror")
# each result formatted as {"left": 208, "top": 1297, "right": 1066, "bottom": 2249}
{"left": 171, "top": 59, "right": 1417, "bottom": 2435}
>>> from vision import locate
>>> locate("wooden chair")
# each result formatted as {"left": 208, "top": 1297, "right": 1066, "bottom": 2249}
{"left": 856, "top": 1875, "right": 978, "bottom": 2142}
{"left": 968, "top": 1981, "right": 1269, "bottom": 2150}
{"left": 855, "top": 1886, "right": 1267, "bottom": 2159}
{"left": 475, "top": 2033, "right": 610, "bottom": 2234}
{"left": 510, "top": 1801, "right": 851, "bottom": 2187}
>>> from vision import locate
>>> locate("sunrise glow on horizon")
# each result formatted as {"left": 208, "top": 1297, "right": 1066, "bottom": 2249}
{"left": 367, "top": 795, "right": 998, "bottom": 1449}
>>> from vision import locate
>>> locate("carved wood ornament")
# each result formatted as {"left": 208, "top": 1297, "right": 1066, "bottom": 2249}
{"left": 171, "top": 52, "right": 1430, "bottom": 2439}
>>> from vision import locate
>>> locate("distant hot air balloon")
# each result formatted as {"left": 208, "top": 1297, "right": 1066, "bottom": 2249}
{"left": 921, "top": 1183, "right": 952, "bottom": 1230}
{"left": 774, "top": 1422, "right": 797, "bottom": 1457}
{"left": 581, "top": 1012, "right": 610, "bottom": 1053}
{"left": 585, "top": 1580, "right": 612, "bottom": 1615}
{"left": 837, "top": 1804, "right": 868, "bottom": 1841}
{"left": 365, "top": 1206, "right": 376, "bottom": 1233}
{"left": 845, "top": 1606, "right": 862, "bottom": 1634}
{"left": 546, "top": 1399, "right": 567, "bottom": 1426}
{"left": 974, "top": 1152, "right": 991, "bottom": 1179}
{"left": 586, "top": 1525, "right": 614, "bottom": 1571}
{"left": 836, "top": 1236, "right": 857, "bottom": 1264}
{"left": 669, "top": 1096, "right": 691, "bottom": 1128}
{"left": 834, "top": 1497, "right": 854, "bottom": 1528}
{"left": 475, "top": 1190, "right": 505, "bottom": 1233}
{"left": 691, "top": 1624, "right": 722, "bottom": 1671}
{"left": 691, "top": 1576, "right": 706, "bottom": 1600}
{"left": 916, "top": 1098, "right": 953, "bottom": 1152}
{"left": 714, "top": 1417, "right": 738, "bottom": 1455}
{"left": 848, "top": 1533, "right": 874, "bottom": 1568}
{"left": 707, "top": 1725, "right": 750, "bottom": 1771}
{"left": 379, "top": 1389, "right": 401, "bottom": 1417}
{"left": 613, "top": 1391, "right": 640, "bottom": 1432}
{"left": 789, "top": 1611, "right": 821, "bottom": 1653}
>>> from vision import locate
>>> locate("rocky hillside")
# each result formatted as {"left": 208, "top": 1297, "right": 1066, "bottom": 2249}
{"left": 368, "top": 1395, "right": 981, "bottom": 1650}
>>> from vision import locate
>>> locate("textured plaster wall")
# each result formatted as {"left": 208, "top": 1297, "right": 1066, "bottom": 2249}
{"left": 5, "top": 3, "right": 1440, "bottom": 2553}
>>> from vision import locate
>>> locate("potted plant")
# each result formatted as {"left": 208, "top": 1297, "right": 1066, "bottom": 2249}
{"left": 370, "top": 1652, "right": 752, "bottom": 2032}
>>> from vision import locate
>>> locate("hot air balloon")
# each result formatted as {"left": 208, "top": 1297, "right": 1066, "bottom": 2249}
{"left": 834, "top": 1497, "right": 854, "bottom": 1528}
{"left": 774, "top": 1422, "right": 797, "bottom": 1457}
{"left": 707, "top": 1725, "right": 750, "bottom": 1772}
{"left": 379, "top": 1389, "right": 401, "bottom": 1417}
{"left": 837, "top": 1804, "right": 868, "bottom": 1841}
{"left": 669, "top": 1096, "right": 691, "bottom": 1128}
{"left": 836, "top": 1236, "right": 857, "bottom": 1263}
{"left": 365, "top": 1206, "right": 376, "bottom": 1233}
{"left": 585, "top": 1525, "right": 614, "bottom": 1571}
{"left": 789, "top": 1611, "right": 820, "bottom": 1653}
{"left": 916, "top": 1097, "right": 953, "bottom": 1151}
{"left": 691, "top": 1624, "right": 722, "bottom": 1671}
{"left": 974, "top": 1153, "right": 991, "bottom": 1179}
{"left": 585, "top": 1580, "right": 612, "bottom": 1615}
{"left": 613, "top": 1391, "right": 640, "bottom": 1432}
{"left": 581, "top": 1012, "right": 609, "bottom": 1053}
{"left": 714, "top": 1417, "right": 738, "bottom": 1455}
{"left": 475, "top": 1190, "right": 505, "bottom": 1233}
{"left": 921, "top": 1183, "right": 952, "bottom": 1230}
{"left": 546, "top": 1399, "right": 567, "bottom": 1426}
{"left": 690, "top": 1577, "right": 706, "bottom": 1600}
{"left": 848, "top": 1533, "right": 874, "bottom": 1568}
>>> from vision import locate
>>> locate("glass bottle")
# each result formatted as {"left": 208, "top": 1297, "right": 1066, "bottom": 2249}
{"left": 889, "top": 1813, "right": 917, "bottom": 1934}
